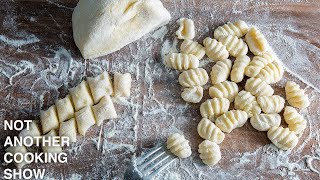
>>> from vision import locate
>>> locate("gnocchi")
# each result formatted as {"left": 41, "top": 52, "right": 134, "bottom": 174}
{"left": 19, "top": 120, "right": 42, "bottom": 145}
{"left": 114, "top": 72, "right": 132, "bottom": 97}
{"left": 92, "top": 95, "right": 118, "bottom": 126}
{"left": 55, "top": 95, "right": 75, "bottom": 122}
{"left": 214, "top": 20, "right": 249, "bottom": 39}
{"left": 215, "top": 110, "right": 248, "bottom": 133}
{"left": 87, "top": 71, "right": 114, "bottom": 104}
{"left": 250, "top": 114, "right": 281, "bottom": 131}
{"left": 230, "top": 55, "right": 251, "bottom": 83}
{"left": 197, "top": 118, "right": 225, "bottom": 144}
{"left": 165, "top": 53, "right": 199, "bottom": 70}
{"left": 257, "top": 95, "right": 285, "bottom": 114}
{"left": 40, "top": 105, "right": 60, "bottom": 134}
{"left": 203, "top": 37, "right": 229, "bottom": 61}
{"left": 167, "top": 133, "right": 192, "bottom": 158}
{"left": 210, "top": 59, "right": 232, "bottom": 84}
{"left": 42, "top": 130, "right": 62, "bottom": 153}
{"left": 176, "top": 18, "right": 195, "bottom": 40}
{"left": 283, "top": 106, "right": 307, "bottom": 134}
{"left": 200, "top": 98, "right": 230, "bottom": 121}
{"left": 75, "top": 106, "right": 96, "bottom": 136}
{"left": 5, "top": 145, "right": 30, "bottom": 169}
{"left": 180, "top": 39, "right": 206, "bottom": 60}
{"left": 234, "top": 90, "right": 261, "bottom": 117}
{"left": 218, "top": 35, "right": 248, "bottom": 57}
{"left": 209, "top": 81, "right": 239, "bottom": 102}
{"left": 255, "top": 60, "right": 284, "bottom": 84}
{"left": 245, "top": 53, "right": 274, "bottom": 78}
{"left": 179, "top": 68, "right": 209, "bottom": 87}
{"left": 245, "top": 27, "right": 270, "bottom": 56}
{"left": 59, "top": 118, "right": 77, "bottom": 143}
{"left": 181, "top": 86, "right": 203, "bottom": 103}
{"left": 245, "top": 78, "right": 274, "bottom": 97}
{"left": 69, "top": 81, "right": 94, "bottom": 111}
{"left": 267, "top": 126, "right": 299, "bottom": 150}
{"left": 198, "top": 140, "right": 221, "bottom": 166}
{"left": 285, "top": 81, "right": 310, "bottom": 109}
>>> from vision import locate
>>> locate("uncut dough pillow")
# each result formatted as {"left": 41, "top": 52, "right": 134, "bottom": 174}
{"left": 72, "top": 0, "right": 171, "bottom": 59}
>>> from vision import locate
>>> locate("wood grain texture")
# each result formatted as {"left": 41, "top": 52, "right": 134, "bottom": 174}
{"left": 0, "top": 0, "right": 319, "bottom": 179}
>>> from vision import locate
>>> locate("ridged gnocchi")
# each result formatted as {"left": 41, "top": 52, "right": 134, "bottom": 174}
{"left": 200, "top": 98, "right": 230, "bottom": 121}
{"left": 245, "top": 78, "right": 274, "bottom": 97}
{"left": 165, "top": 53, "right": 199, "bottom": 70}
{"left": 214, "top": 20, "right": 249, "bottom": 39}
{"left": 234, "top": 90, "right": 261, "bottom": 117}
{"left": 197, "top": 118, "right": 225, "bottom": 144}
{"left": 215, "top": 110, "right": 248, "bottom": 133}
{"left": 218, "top": 35, "right": 248, "bottom": 57}
{"left": 198, "top": 140, "right": 221, "bottom": 166}
{"left": 203, "top": 37, "right": 229, "bottom": 61}
{"left": 181, "top": 39, "right": 206, "bottom": 59}
{"left": 285, "top": 81, "right": 310, "bottom": 109}
{"left": 181, "top": 86, "right": 203, "bottom": 103}
{"left": 255, "top": 60, "right": 284, "bottom": 84}
{"left": 209, "top": 81, "right": 239, "bottom": 102}
{"left": 245, "top": 27, "right": 270, "bottom": 56}
{"left": 257, "top": 95, "right": 285, "bottom": 114}
{"left": 210, "top": 59, "right": 232, "bottom": 84}
{"left": 245, "top": 53, "right": 274, "bottom": 78}
{"left": 283, "top": 106, "right": 307, "bottom": 134}
{"left": 176, "top": 18, "right": 195, "bottom": 40}
{"left": 230, "top": 55, "right": 251, "bottom": 83}
{"left": 250, "top": 114, "right": 281, "bottom": 131}
{"left": 179, "top": 68, "right": 209, "bottom": 87}
{"left": 167, "top": 133, "right": 192, "bottom": 158}
{"left": 267, "top": 126, "right": 299, "bottom": 150}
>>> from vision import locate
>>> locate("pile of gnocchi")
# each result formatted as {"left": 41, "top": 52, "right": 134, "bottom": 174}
{"left": 165, "top": 19, "right": 310, "bottom": 166}
{"left": 6, "top": 71, "right": 132, "bottom": 168}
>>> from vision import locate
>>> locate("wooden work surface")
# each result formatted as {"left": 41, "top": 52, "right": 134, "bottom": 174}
{"left": 0, "top": 0, "right": 319, "bottom": 179}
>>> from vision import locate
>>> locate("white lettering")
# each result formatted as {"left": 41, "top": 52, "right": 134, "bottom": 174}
{"left": 4, "top": 152, "right": 13, "bottom": 163}
{"left": 4, "top": 169, "right": 12, "bottom": 179}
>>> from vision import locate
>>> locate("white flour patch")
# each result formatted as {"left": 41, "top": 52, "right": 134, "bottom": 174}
{"left": 151, "top": 26, "right": 169, "bottom": 41}
{"left": 0, "top": 33, "right": 40, "bottom": 47}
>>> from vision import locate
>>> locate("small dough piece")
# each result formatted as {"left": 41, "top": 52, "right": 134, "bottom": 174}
{"left": 267, "top": 126, "right": 298, "bottom": 150}
{"left": 72, "top": 0, "right": 171, "bottom": 59}
{"left": 42, "top": 130, "right": 62, "bottom": 153}
{"left": 180, "top": 39, "right": 206, "bottom": 60}
{"left": 215, "top": 110, "right": 248, "bottom": 133}
{"left": 114, "top": 72, "right": 132, "bottom": 97}
{"left": 165, "top": 53, "right": 199, "bottom": 70}
{"left": 210, "top": 59, "right": 232, "bottom": 84}
{"left": 245, "top": 78, "right": 274, "bottom": 97}
{"left": 255, "top": 60, "right": 284, "bottom": 84}
{"left": 181, "top": 86, "right": 203, "bottom": 103}
{"left": 214, "top": 20, "right": 249, "bottom": 39}
{"left": 257, "top": 95, "right": 285, "bottom": 114}
{"left": 230, "top": 55, "right": 250, "bottom": 83}
{"left": 245, "top": 53, "right": 274, "bottom": 78}
{"left": 5, "top": 145, "right": 30, "bottom": 169}
{"left": 250, "top": 114, "right": 281, "bottom": 131}
{"left": 198, "top": 140, "right": 221, "bottom": 166}
{"left": 179, "top": 68, "right": 209, "bottom": 87}
{"left": 176, "top": 18, "right": 195, "bottom": 40}
{"left": 92, "top": 95, "right": 118, "bottom": 126}
{"left": 200, "top": 98, "right": 230, "bottom": 121}
{"left": 75, "top": 106, "right": 96, "bottom": 136}
{"left": 234, "top": 90, "right": 261, "bottom": 118}
{"left": 40, "top": 105, "right": 60, "bottom": 134}
{"left": 245, "top": 27, "right": 270, "bottom": 56}
{"left": 283, "top": 106, "right": 307, "bottom": 134}
{"left": 69, "top": 81, "right": 94, "bottom": 111}
{"left": 55, "top": 95, "right": 75, "bottom": 122}
{"left": 88, "top": 71, "right": 113, "bottom": 104}
{"left": 203, "top": 37, "right": 229, "bottom": 61}
{"left": 218, "top": 35, "right": 248, "bottom": 57}
{"left": 59, "top": 118, "right": 77, "bottom": 143}
{"left": 197, "top": 118, "right": 225, "bottom": 144}
{"left": 19, "top": 120, "right": 42, "bottom": 145}
{"left": 166, "top": 133, "right": 192, "bottom": 158}
{"left": 285, "top": 81, "right": 310, "bottom": 109}
{"left": 209, "top": 81, "right": 239, "bottom": 102}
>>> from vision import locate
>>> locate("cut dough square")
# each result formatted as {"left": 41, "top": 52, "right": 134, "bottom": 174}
{"left": 40, "top": 105, "right": 60, "bottom": 134}
{"left": 88, "top": 71, "right": 113, "bottom": 104}
{"left": 5, "top": 145, "right": 30, "bottom": 169}
{"left": 55, "top": 95, "right": 75, "bottom": 122}
{"left": 72, "top": 0, "right": 171, "bottom": 59}
{"left": 69, "top": 81, "right": 94, "bottom": 111}
{"left": 42, "top": 130, "right": 62, "bottom": 154}
{"left": 114, "top": 73, "right": 132, "bottom": 97}
{"left": 19, "top": 120, "right": 42, "bottom": 145}
{"left": 59, "top": 118, "right": 77, "bottom": 143}
{"left": 75, "top": 106, "right": 96, "bottom": 136}
{"left": 92, "top": 95, "right": 118, "bottom": 126}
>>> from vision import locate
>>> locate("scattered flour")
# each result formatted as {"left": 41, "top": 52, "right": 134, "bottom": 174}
{"left": 0, "top": 33, "right": 40, "bottom": 47}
